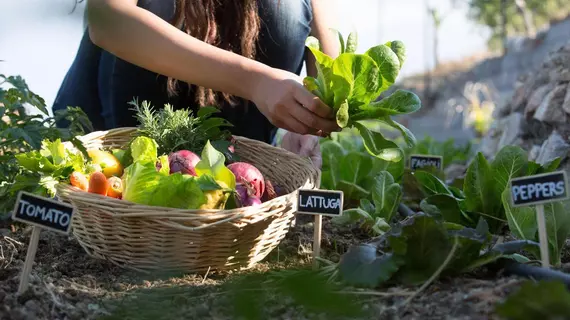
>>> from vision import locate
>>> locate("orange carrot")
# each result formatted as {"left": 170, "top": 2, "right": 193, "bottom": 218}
{"left": 106, "top": 176, "right": 123, "bottom": 199}
{"left": 69, "top": 171, "right": 88, "bottom": 191}
{"left": 88, "top": 171, "right": 109, "bottom": 196}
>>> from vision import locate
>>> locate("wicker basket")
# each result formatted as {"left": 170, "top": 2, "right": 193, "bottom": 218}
{"left": 56, "top": 127, "right": 319, "bottom": 272}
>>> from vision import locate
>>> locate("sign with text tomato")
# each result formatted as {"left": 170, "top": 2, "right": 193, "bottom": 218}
{"left": 12, "top": 191, "right": 76, "bottom": 234}
{"left": 509, "top": 171, "right": 569, "bottom": 207}
{"left": 296, "top": 189, "right": 344, "bottom": 217}
{"left": 409, "top": 154, "right": 443, "bottom": 171}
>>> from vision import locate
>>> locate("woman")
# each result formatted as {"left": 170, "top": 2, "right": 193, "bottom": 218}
{"left": 52, "top": 0, "right": 341, "bottom": 168}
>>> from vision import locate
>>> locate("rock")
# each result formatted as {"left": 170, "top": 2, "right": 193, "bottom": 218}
{"left": 524, "top": 84, "right": 554, "bottom": 117}
{"left": 549, "top": 67, "right": 570, "bottom": 82}
{"left": 533, "top": 85, "right": 568, "bottom": 124}
{"left": 536, "top": 131, "right": 570, "bottom": 165}
{"left": 497, "top": 113, "right": 524, "bottom": 150}
{"left": 563, "top": 85, "right": 570, "bottom": 114}
{"left": 529, "top": 145, "right": 542, "bottom": 161}
{"left": 444, "top": 164, "right": 467, "bottom": 182}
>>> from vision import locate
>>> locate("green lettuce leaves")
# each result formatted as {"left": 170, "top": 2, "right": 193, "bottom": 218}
{"left": 304, "top": 32, "right": 421, "bottom": 161}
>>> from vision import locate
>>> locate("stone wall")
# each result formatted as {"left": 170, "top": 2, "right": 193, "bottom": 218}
{"left": 480, "top": 41, "right": 570, "bottom": 167}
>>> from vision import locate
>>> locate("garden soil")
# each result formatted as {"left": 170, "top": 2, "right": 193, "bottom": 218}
{"left": 3, "top": 217, "right": 563, "bottom": 320}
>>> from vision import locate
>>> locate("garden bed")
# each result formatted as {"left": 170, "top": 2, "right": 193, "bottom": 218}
{"left": 2, "top": 217, "right": 566, "bottom": 320}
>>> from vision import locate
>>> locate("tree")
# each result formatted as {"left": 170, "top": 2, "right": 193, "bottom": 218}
{"left": 464, "top": 0, "right": 569, "bottom": 52}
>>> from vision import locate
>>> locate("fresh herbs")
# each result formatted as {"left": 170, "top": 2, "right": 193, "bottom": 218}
{"left": 130, "top": 99, "right": 232, "bottom": 156}
{"left": 304, "top": 32, "right": 421, "bottom": 161}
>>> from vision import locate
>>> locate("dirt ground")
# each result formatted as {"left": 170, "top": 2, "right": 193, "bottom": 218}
{"left": 0, "top": 217, "right": 566, "bottom": 320}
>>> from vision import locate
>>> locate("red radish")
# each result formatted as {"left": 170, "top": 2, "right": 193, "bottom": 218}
{"left": 227, "top": 162, "right": 265, "bottom": 198}
{"left": 261, "top": 180, "right": 286, "bottom": 202}
{"left": 236, "top": 183, "right": 262, "bottom": 207}
{"left": 168, "top": 150, "right": 201, "bottom": 176}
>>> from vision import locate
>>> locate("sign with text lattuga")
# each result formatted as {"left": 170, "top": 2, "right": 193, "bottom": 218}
{"left": 296, "top": 189, "right": 344, "bottom": 271}
{"left": 509, "top": 171, "right": 569, "bottom": 269}
{"left": 409, "top": 154, "right": 443, "bottom": 171}
{"left": 12, "top": 191, "right": 76, "bottom": 295}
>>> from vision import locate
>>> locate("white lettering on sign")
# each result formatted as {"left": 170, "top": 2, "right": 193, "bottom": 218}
{"left": 299, "top": 195, "right": 341, "bottom": 210}
{"left": 18, "top": 200, "right": 71, "bottom": 228}
{"left": 411, "top": 158, "right": 439, "bottom": 168}
{"left": 512, "top": 181, "right": 565, "bottom": 202}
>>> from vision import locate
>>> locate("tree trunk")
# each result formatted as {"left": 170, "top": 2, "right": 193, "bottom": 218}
{"left": 501, "top": 0, "right": 508, "bottom": 55}
{"left": 514, "top": 0, "right": 537, "bottom": 38}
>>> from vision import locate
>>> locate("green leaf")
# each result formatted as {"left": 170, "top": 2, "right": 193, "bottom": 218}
{"left": 121, "top": 161, "right": 163, "bottom": 204}
{"left": 543, "top": 200, "right": 570, "bottom": 266}
{"left": 539, "top": 157, "right": 562, "bottom": 173}
{"left": 354, "top": 122, "right": 403, "bottom": 162}
{"left": 195, "top": 140, "right": 236, "bottom": 189}
{"left": 365, "top": 45, "right": 400, "bottom": 92}
{"left": 381, "top": 117, "right": 417, "bottom": 148}
{"left": 420, "top": 194, "right": 473, "bottom": 226}
{"left": 445, "top": 224, "right": 490, "bottom": 273}
{"left": 336, "top": 100, "right": 350, "bottom": 128}
{"left": 345, "top": 31, "right": 358, "bottom": 53}
{"left": 338, "top": 151, "right": 373, "bottom": 185}
{"left": 305, "top": 37, "right": 335, "bottom": 106}
{"left": 495, "top": 281, "right": 570, "bottom": 320}
{"left": 371, "top": 171, "right": 402, "bottom": 222}
{"left": 331, "top": 53, "right": 380, "bottom": 108}
{"left": 157, "top": 155, "right": 170, "bottom": 175}
{"left": 196, "top": 174, "right": 223, "bottom": 191}
{"left": 414, "top": 170, "right": 453, "bottom": 196}
{"left": 491, "top": 146, "right": 527, "bottom": 193}
{"left": 332, "top": 28, "right": 345, "bottom": 53}
{"left": 502, "top": 189, "right": 538, "bottom": 240}
{"left": 332, "top": 207, "right": 373, "bottom": 226}
{"left": 147, "top": 174, "right": 206, "bottom": 209}
{"left": 352, "top": 90, "right": 421, "bottom": 120}
{"left": 130, "top": 136, "right": 158, "bottom": 163}
{"left": 197, "top": 106, "right": 220, "bottom": 118}
{"left": 40, "top": 139, "right": 66, "bottom": 166}
{"left": 464, "top": 153, "right": 504, "bottom": 232}
{"left": 320, "top": 140, "right": 345, "bottom": 172}
{"left": 303, "top": 77, "right": 323, "bottom": 99}
{"left": 385, "top": 40, "right": 407, "bottom": 68}
{"left": 337, "top": 180, "right": 370, "bottom": 200}
{"left": 388, "top": 215, "right": 452, "bottom": 285}
{"left": 338, "top": 245, "right": 402, "bottom": 288}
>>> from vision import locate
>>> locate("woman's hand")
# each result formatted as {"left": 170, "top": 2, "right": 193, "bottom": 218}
{"left": 251, "top": 68, "right": 339, "bottom": 136}
{"left": 281, "top": 131, "right": 322, "bottom": 169}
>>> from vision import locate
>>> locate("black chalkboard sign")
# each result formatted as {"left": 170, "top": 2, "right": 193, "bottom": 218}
{"left": 409, "top": 154, "right": 443, "bottom": 171}
{"left": 510, "top": 171, "right": 569, "bottom": 207}
{"left": 297, "top": 189, "right": 344, "bottom": 217}
{"left": 12, "top": 191, "right": 75, "bottom": 234}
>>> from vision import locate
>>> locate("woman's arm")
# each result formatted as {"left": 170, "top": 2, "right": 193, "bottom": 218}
{"left": 86, "top": 0, "right": 339, "bottom": 135}
{"left": 306, "top": 0, "right": 341, "bottom": 78}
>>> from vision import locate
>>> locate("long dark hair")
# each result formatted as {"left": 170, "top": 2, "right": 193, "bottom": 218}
{"left": 168, "top": 0, "right": 262, "bottom": 107}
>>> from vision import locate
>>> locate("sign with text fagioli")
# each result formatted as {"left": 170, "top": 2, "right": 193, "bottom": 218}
{"left": 12, "top": 191, "right": 75, "bottom": 234}
{"left": 296, "top": 189, "right": 344, "bottom": 217}
{"left": 510, "top": 171, "right": 569, "bottom": 207}
{"left": 409, "top": 154, "right": 443, "bottom": 171}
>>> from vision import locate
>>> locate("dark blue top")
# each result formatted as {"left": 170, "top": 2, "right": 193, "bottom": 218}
{"left": 53, "top": 0, "right": 313, "bottom": 143}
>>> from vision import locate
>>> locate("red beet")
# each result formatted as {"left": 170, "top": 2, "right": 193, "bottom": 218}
{"left": 227, "top": 162, "right": 265, "bottom": 198}
{"left": 236, "top": 183, "right": 262, "bottom": 207}
{"left": 168, "top": 150, "right": 201, "bottom": 176}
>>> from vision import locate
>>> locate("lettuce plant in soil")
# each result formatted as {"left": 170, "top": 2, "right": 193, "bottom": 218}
{"left": 413, "top": 145, "right": 569, "bottom": 266}
{"left": 305, "top": 31, "right": 421, "bottom": 162}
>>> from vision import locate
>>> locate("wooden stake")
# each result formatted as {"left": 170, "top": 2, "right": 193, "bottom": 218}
{"left": 17, "top": 226, "right": 42, "bottom": 295}
{"left": 535, "top": 204, "right": 550, "bottom": 268}
{"left": 312, "top": 214, "right": 322, "bottom": 270}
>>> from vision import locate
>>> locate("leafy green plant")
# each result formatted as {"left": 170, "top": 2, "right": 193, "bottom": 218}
{"left": 495, "top": 281, "right": 570, "bottom": 319}
{"left": 335, "top": 213, "right": 537, "bottom": 288}
{"left": 320, "top": 135, "right": 404, "bottom": 207}
{"left": 333, "top": 171, "right": 402, "bottom": 235}
{"left": 304, "top": 32, "right": 421, "bottom": 162}
{"left": 0, "top": 74, "right": 92, "bottom": 216}
{"left": 415, "top": 146, "right": 561, "bottom": 234}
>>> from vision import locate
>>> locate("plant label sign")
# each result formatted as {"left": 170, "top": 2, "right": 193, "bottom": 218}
{"left": 296, "top": 189, "right": 344, "bottom": 217}
{"left": 409, "top": 154, "right": 443, "bottom": 171}
{"left": 12, "top": 191, "right": 76, "bottom": 295}
{"left": 12, "top": 191, "right": 75, "bottom": 234}
{"left": 509, "top": 171, "right": 568, "bottom": 207}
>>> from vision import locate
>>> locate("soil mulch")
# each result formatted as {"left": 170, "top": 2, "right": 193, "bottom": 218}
{"left": 0, "top": 217, "right": 564, "bottom": 320}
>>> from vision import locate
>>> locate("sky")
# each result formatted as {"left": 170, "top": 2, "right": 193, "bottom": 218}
{"left": 0, "top": 0, "right": 492, "bottom": 109}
